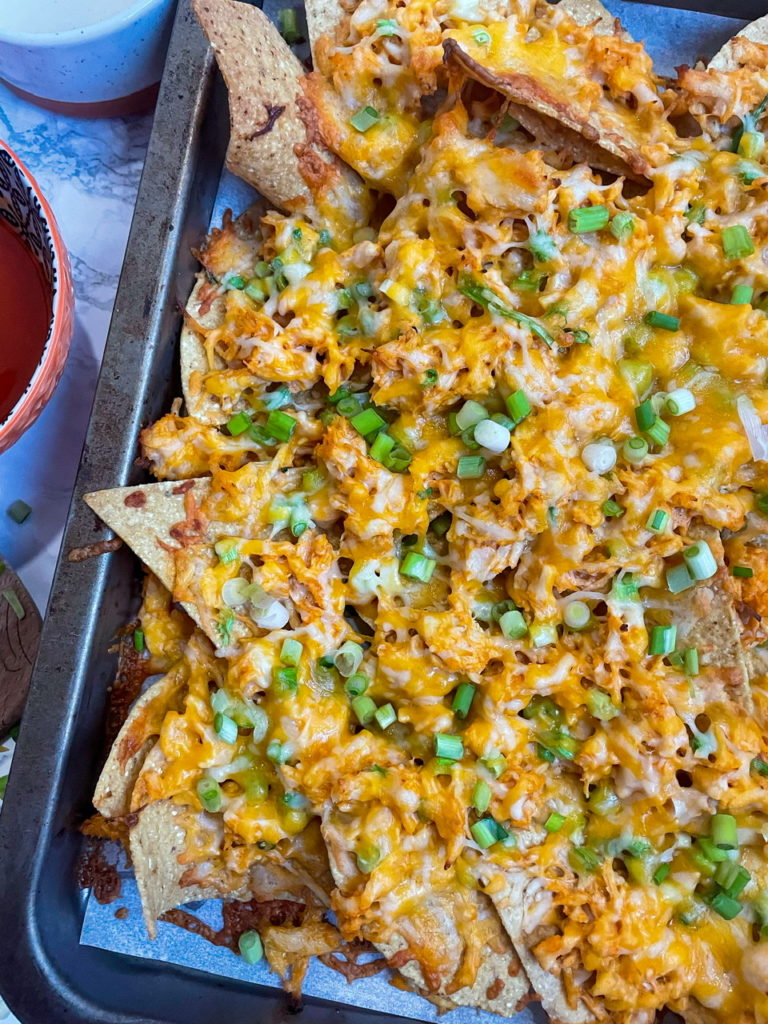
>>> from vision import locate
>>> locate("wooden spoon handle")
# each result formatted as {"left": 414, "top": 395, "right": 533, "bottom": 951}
{"left": 0, "top": 556, "right": 42, "bottom": 735}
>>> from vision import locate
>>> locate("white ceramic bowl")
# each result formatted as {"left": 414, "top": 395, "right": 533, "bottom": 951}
{"left": 0, "top": 0, "right": 177, "bottom": 116}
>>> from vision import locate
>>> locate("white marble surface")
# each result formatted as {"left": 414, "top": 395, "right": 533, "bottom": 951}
{"left": 0, "top": 83, "right": 151, "bottom": 1023}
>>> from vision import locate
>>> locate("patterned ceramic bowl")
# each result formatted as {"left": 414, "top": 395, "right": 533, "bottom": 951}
{"left": 0, "top": 140, "right": 74, "bottom": 454}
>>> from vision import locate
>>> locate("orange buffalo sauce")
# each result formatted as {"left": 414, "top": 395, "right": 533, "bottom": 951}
{"left": 0, "top": 217, "right": 52, "bottom": 423}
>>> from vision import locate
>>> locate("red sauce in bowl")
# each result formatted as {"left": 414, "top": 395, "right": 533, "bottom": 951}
{"left": 0, "top": 218, "right": 53, "bottom": 423}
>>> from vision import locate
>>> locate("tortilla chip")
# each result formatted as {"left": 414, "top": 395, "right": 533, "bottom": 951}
{"left": 84, "top": 479, "right": 211, "bottom": 595}
{"left": 489, "top": 867, "right": 595, "bottom": 1024}
{"left": 557, "top": 0, "right": 617, "bottom": 34}
{"left": 442, "top": 38, "right": 650, "bottom": 181}
{"left": 304, "top": 0, "right": 346, "bottom": 61}
{"left": 180, "top": 277, "right": 228, "bottom": 425}
{"left": 709, "top": 15, "right": 768, "bottom": 71}
{"left": 93, "top": 663, "right": 188, "bottom": 818}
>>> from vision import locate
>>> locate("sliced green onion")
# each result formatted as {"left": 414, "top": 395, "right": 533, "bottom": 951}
{"left": 456, "top": 400, "right": 488, "bottom": 431}
{"left": 635, "top": 400, "right": 655, "bottom": 432}
{"left": 214, "top": 539, "right": 239, "bottom": 564}
{"left": 611, "top": 572, "right": 638, "bottom": 603}
{"left": 429, "top": 512, "right": 452, "bottom": 538}
{"left": 648, "top": 624, "right": 677, "bottom": 656}
{"left": 369, "top": 431, "right": 395, "bottom": 464}
{"left": 457, "top": 275, "right": 555, "bottom": 346}
{"left": 133, "top": 628, "right": 145, "bottom": 652}
{"left": 265, "top": 409, "right": 297, "bottom": 442}
{"left": 544, "top": 812, "right": 565, "bottom": 833}
{"left": 334, "top": 640, "right": 364, "bottom": 677}
{"left": 581, "top": 441, "right": 616, "bottom": 474}
{"left": 457, "top": 455, "right": 486, "bottom": 479}
{"left": 452, "top": 681, "right": 476, "bottom": 719}
{"left": 587, "top": 689, "right": 619, "bottom": 721}
{"left": 6, "top": 499, "right": 31, "bottom": 524}
{"left": 356, "top": 841, "right": 381, "bottom": 873}
{"left": 739, "top": 130, "right": 764, "bottom": 159}
{"left": 623, "top": 436, "right": 648, "bottom": 463}
{"left": 350, "top": 106, "right": 381, "bottom": 132}
{"left": 683, "top": 647, "right": 699, "bottom": 676}
{"left": 619, "top": 358, "right": 654, "bottom": 399}
{"left": 214, "top": 712, "right": 238, "bottom": 744}
{"left": 375, "top": 17, "right": 398, "bottom": 35}
{"left": 751, "top": 756, "right": 768, "bottom": 777}
{"left": 602, "top": 499, "right": 624, "bottom": 518}
{"left": 644, "top": 311, "right": 680, "bottom": 331}
{"left": 653, "top": 863, "right": 670, "bottom": 885}
{"left": 197, "top": 777, "right": 222, "bottom": 813}
{"left": 435, "top": 733, "right": 464, "bottom": 761}
{"left": 473, "top": 27, "right": 490, "bottom": 43}
{"left": 664, "top": 388, "right": 696, "bottom": 416}
{"left": 266, "top": 738, "right": 290, "bottom": 763}
{"left": 666, "top": 563, "right": 695, "bottom": 594}
{"left": 280, "top": 637, "right": 303, "bottom": 666}
{"left": 530, "top": 622, "right": 557, "bottom": 647}
{"left": 238, "top": 928, "right": 264, "bottom": 964}
{"left": 564, "top": 600, "right": 590, "bottom": 630}
{"left": 273, "top": 665, "right": 298, "bottom": 692}
{"left": 352, "top": 695, "right": 377, "bottom": 725}
{"left": 400, "top": 551, "right": 436, "bottom": 583}
{"left": 645, "top": 417, "right": 670, "bottom": 448}
{"left": 344, "top": 673, "right": 369, "bottom": 697}
{"left": 481, "top": 753, "right": 507, "bottom": 778}
{"left": 715, "top": 860, "right": 751, "bottom": 898}
{"left": 375, "top": 703, "right": 396, "bottom": 729}
{"left": 471, "top": 818, "right": 501, "bottom": 849}
{"left": 610, "top": 212, "right": 635, "bottom": 240}
{"left": 722, "top": 224, "right": 755, "bottom": 260}
{"left": 568, "top": 205, "right": 609, "bottom": 234}
{"left": 570, "top": 846, "right": 601, "bottom": 872}
{"left": 528, "top": 230, "right": 557, "bottom": 262}
{"left": 474, "top": 419, "right": 511, "bottom": 453}
{"left": 226, "top": 411, "right": 251, "bottom": 436}
{"left": 731, "top": 284, "right": 754, "bottom": 305}
{"left": 500, "top": 609, "right": 527, "bottom": 639}
{"left": 422, "top": 369, "right": 438, "bottom": 387}
{"left": 712, "top": 812, "right": 738, "bottom": 850}
{"left": 646, "top": 508, "right": 669, "bottom": 533}
{"left": 683, "top": 541, "right": 718, "bottom": 581}
{"left": 472, "top": 779, "right": 492, "bottom": 813}
{"left": 696, "top": 836, "right": 729, "bottom": 864}
{"left": 677, "top": 898, "right": 707, "bottom": 926}
{"left": 278, "top": 7, "right": 301, "bottom": 43}
{"left": 732, "top": 565, "right": 754, "bottom": 578}
{"left": 506, "top": 389, "right": 531, "bottom": 424}
{"left": 350, "top": 407, "right": 385, "bottom": 436}
{"left": 588, "top": 781, "right": 619, "bottom": 816}
{"left": 685, "top": 202, "right": 707, "bottom": 224}
{"left": 709, "top": 891, "right": 743, "bottom": 920}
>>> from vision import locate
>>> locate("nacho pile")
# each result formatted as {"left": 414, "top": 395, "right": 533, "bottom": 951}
{"left": 85, "top": 0, "right": 768, "bottom": 1019}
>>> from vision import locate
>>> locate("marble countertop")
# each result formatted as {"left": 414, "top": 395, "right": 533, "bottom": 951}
{"left": 0, "top": 84, "right": 152, "bottom": 1024}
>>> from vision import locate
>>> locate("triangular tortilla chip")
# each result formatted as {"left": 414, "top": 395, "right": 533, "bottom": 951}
{"left": 557, "top": 0, "right": 618, "bottom": 34}
{"left": 180, "top": 277, "right": 229, "bottom": 425}
{"left": 709, "top": 14, "right": 768, "bottom": 71}
{"left": 304, "top": 0, "right": 346, "bottom": 61}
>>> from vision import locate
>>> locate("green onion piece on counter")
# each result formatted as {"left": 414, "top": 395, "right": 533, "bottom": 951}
{"left": 666, "top": 563, "right": 695, "bottom": 594}
{"left": 457, "top": 455, "right": 486, "bottom": 479}
{"left": 709, "top": 891, "right": 743, "bottom": 920}
{"left": 265, "top": 409, "right": 297, "bottom": 442}
{"left": 350, "top": 407, "right": 385, "bottom": 436}
{"left": 568, "top": 205, "right": 609, "bottom": 234}
{"left": 350, "top": 106, "right": 381, "bottom": 132}
{"left": 452, "top": 681, "right": 476, "bottom": 719}
{"left": 646, "top": 508, "right": 669, "bottom": 533}
{"left": 610, "top": 212, "right": 635, "bottom": 240}
{"left": 456, "top": 400, "right": 488, "bottom": 431}
{"left": 6, "top": 500, "right": 31, "bottom": 524}
{"left": 644, "top": 310, "right": 680, "bottom": 331}
{"left": 715, "top": 861, "right": 751, "bottom": 898}
{"left": 711, "top": 812, "right": 738, "bottom": 850}
{"left": 751, "top": 756, "right": 768, "bottom": 777}
{"left": 500, "top": 609, "right": 527, "bottom": 639}
{"left": 1, "top": 589, "right": 24, "bottom": 620}
{"left": 133, "top": 628, "right": 145, "bottom": 653}
{"left": 473, "top": 27, "right": 490, "bottom": 43}
{"left": 334, "top": 640, "right": 364, "bottom": 677}
{"left": 214, "top": 712, "right": 238, "bottom": 744}
{"left": 602, "top": 499, "right": 624, "bottom": 518}
{"left": 648, "top": 624, "right": 677, "bottom": 656}
{"left": 664, "top": 388, "right": 696, "bottom": 416}
{"left": 376, "top": 17, "right": 399, "bottom": 35}
{"left": 732, "top": 565, "right": 754, "bottom": 578}
{"left": 435, "top": 733, "right": 464, "bottom": 761}
{"left": 352, "top": 695, "right": 377, "bottom": 726}
{"left": 645, "top": 416, "right": 671, "bottom": 447}
{"left": 722, "top": 224, "right": 755, "bottom": 260}
{"left": 278, "top": 7, "right": 301, "bottom": 43}
{"left": 564, "top": 600, "right": 591, "bottom": 631}
{"left": 544, "top": 812, "right": 565, "bottom": 833}
{"left": 356, "top": 841, "right": 381, "bottom": 873}
{"left": 280, "top": 637, "right": 303, "bottom": 667}
{"left": 239, "top": 930, "right": 264, "bottom": 964}
{"left": 344, "top": 673, "right": 369, "bottom": 697}
{"left": 587, "top": 689, "right": 619, "bottom": 721}
{"left": 273, "top": 666, "right": 298, "bottom": 692}
{"left": 506, "top": 389, "right": 532, "bottom": 424}
{"left": 683, "top": 540, "right": 718, "bottom": 580}
{"left": 375, "top": 703, "right": 397, "bottom": 729}
{"left": 471, "top": 818, "right": 501, "bottom": 849}
{"left": 197, "top": 777, "right": 222, "bottom": 813}
{"left": 622, "top": 436, "right": 648, "bottom": 463}
{"left": 472, "top": 779, "right": 492, "bottom": 813}
{"left": 731, "top": 284, "right": 754, "bottom": 305}
{"left": 400, "top": 551, "right": 437, "bottom": 583}
{"left": 653, "top": 863, "right": 670, "bottom": 885}
{"left": 570, "top": 846, "right": 601, "bottom": 872}
{"left": 226, "top": 411, "right": 251, "bottom": 436}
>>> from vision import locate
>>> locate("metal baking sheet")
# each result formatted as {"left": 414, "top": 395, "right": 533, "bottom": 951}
{"left": 0, "top": 1, "right": 754, "bottom": 1022}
